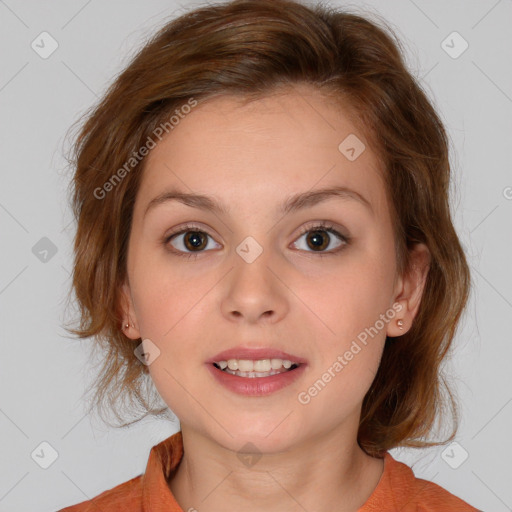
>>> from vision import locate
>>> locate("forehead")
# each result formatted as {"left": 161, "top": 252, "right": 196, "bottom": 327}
{"left": 136, "top": 84, "right": 388, "bottom": 219}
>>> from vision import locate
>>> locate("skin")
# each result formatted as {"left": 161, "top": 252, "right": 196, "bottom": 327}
{"left": 120, "top": 83, "right": 431, "bottom": 512}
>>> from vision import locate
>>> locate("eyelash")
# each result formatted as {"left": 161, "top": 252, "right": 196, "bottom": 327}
{"left": 163, "top": 221, "right": 350, "bottom": 260}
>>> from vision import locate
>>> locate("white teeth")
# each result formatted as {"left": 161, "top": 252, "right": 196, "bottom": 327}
{"left": 238, "top": 359, "right": 255, "bottom": 372}
{"left": 270, "top": 358, "right": 284, "bottom": 370}
{"left": 227, "top": 359, "right": 239, "bottom": 370}
{"left": 254, "top": 359, "right": 271, "bottom": 372}
{"left": 220, "top": 358, "right": 296, "bottom": 372}
{"left": 214, "top": 358, "right": 298, "bottom": 377}
{"left": 224, "top": 368, "right": 286, "bottom": 378}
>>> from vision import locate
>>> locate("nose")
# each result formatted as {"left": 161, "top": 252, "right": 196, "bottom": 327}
{"left": 220, "top": 250, "right": 289, "bottom": 324}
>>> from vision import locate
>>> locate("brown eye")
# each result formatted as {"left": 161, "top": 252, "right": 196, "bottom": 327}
{"left": 169, "top": 230, "right": 211, "bottom": 252}
{"left": 165, "top": 224, "right": 221, "bottom": 258}
{"left": 305, "top": 230, "right": 330, "bottom": 251}
{"left": 182, "top": 231, "right": 208, "bottom": 251}
{"left": 292, "top": 223, "right": 348, "bottom": 254}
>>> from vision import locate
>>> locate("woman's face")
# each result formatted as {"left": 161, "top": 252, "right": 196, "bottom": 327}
{"left": 121, "top": 84, "right": 425, "bottom": 453}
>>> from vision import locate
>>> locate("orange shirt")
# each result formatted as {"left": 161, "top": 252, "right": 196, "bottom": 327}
{"left": 59, "top": 431, "right": 479, "bottom": 511}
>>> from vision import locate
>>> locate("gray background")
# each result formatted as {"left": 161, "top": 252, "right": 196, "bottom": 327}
{"left": 0, "top": 0, "right": 511, "bottom": 511}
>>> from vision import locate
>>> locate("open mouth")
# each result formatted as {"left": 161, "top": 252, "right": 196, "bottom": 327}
{"left": 212, "top": 359, "right": 301, "bottom": 378}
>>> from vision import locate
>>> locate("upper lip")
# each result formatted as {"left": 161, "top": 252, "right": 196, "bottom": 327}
{"left": 206, "top": 346, "right": 307, "bottom": 364}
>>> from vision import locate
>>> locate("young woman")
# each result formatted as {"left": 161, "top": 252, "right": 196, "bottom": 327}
{"left": 60, "top": 0, "right": 479, "bottom": 510}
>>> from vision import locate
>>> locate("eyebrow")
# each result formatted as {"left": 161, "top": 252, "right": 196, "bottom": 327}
{"left": 143, "top": 185, "right": 373, "bottom": 219}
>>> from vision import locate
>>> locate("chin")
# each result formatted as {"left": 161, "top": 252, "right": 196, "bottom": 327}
{"left": 213, "top": 420, "right": 304, "bottom": 454}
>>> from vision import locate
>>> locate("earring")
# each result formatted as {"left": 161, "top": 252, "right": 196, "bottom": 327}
{"left": 397, "top": 319, "right": 404, "bottom": 330}
{"left": 124, "top": 323, "right": 130, "bottom": 329}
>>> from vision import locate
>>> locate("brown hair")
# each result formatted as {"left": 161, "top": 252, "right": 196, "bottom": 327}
{"left": 64, "top": 0, "right": 471, "bottom": 457}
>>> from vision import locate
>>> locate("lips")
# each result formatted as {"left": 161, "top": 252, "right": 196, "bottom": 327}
{"left": 206, "top": 358, "right": 307, "bottom": 396}
{"left": 205, "top": 346, "right": 308, "bottom": 365}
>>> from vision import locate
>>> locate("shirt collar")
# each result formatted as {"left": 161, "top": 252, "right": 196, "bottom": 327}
{"left": 142, "top": 430, "right": 184, "bottom": 511}
{"left": 358, "top": 452, "right": 417, "bottom": 511}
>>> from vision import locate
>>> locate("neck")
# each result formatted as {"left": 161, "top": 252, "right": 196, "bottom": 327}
{"left": 168, "top": 421, "right": 384, "bottom": 512}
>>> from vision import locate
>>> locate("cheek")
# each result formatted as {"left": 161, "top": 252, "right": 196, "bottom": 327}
{"left": 299, "top": 242, "right": 396, "bottom": 347}
{"left": 293, "top": 239, "right": 394, "bottom": 407}
{"left": 296, "top": 340, "right": 384, "bottom": 425}
{"left": 296, "top": 263, "right": 392, "bottom": 415}
{"left": 129, "top": 248, "right": 208, "bottom": 337}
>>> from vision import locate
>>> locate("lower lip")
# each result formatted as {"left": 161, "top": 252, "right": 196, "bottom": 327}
{"left": 206, "top": 363, "right": 307, "bottom": 396}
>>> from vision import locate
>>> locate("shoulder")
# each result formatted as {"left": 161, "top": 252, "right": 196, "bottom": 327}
{"left": 361, "top": 452, "right": 480, "bottom": 511}
{"left": 57, "top": 431, "right": 184, "bottom": 512}
{"left": 57, "top": 474, "right": 143, "bottom": 512}
{"left": 411, "top": 476, "right": 480, "bottom": 511}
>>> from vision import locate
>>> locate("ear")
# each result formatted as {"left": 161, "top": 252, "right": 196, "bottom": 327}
{"left": 118, "top": 280, "right": 142, "bottom": 340}
{"left": 387, "top": 243, "right": 431, "bottom": 337}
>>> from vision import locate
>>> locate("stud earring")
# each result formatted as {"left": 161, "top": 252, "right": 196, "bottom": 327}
{"left": 397, "top": 319, "right": 404, "bottom": 330}
{"left": 124, "top": 323, "right": 130, "bottom": 329}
